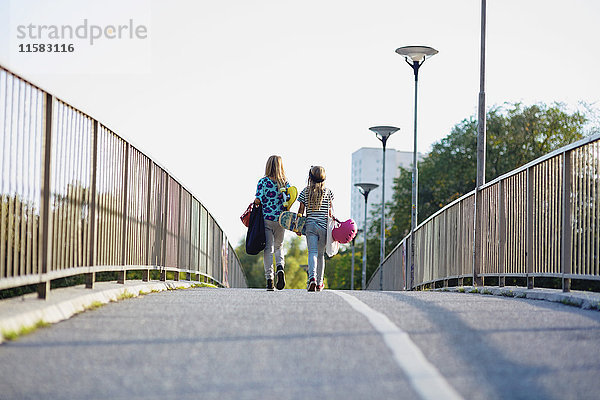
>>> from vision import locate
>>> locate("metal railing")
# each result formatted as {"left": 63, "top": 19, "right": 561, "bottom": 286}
{"left": 0, "top": 66, "right": 247, "bottom": 298}
{"left": 367, "top": 133, "right": 600, "bottom": 291}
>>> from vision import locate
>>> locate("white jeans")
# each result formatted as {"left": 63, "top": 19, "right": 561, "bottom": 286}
{"left": 264, "top": 219, "right": 285, "bottom": 280}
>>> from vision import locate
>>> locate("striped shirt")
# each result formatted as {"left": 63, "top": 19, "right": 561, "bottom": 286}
{"left": 298, "top": 186, "right": 334, "bottom": 230}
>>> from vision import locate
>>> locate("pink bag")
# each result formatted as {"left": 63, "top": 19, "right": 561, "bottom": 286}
{"left": 332, "top": 218, "right": 357, "bottom": 244}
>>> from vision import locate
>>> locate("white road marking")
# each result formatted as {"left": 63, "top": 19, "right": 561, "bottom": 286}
{"left": 332, "top": 291, "right": 463, "bottom": 400}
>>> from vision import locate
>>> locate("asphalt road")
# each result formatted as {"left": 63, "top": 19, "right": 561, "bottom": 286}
{"left": 1, "top": 288, "right": 599, "bottom": 400}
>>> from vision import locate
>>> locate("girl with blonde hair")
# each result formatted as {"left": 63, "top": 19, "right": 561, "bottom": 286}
{"left": 297, "top": 166, "right": 334, "bottom": 292}
{"left": 254, "top": 155, "right": 290, "bottom": 290}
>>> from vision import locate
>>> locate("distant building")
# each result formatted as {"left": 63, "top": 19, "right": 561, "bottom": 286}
{"left": 351, "top": 147, "right": 424, "bottom": 232}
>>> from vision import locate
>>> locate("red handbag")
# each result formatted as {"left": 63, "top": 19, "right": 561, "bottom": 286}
{"left": 240, "top": 203, "right": 254, "bottom": 227}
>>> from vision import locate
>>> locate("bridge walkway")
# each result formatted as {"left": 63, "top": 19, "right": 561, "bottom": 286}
{"left": 1, "top": 287, "right": 600, "bottom": 399}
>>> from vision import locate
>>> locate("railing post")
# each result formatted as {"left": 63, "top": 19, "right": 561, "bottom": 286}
{"left": 174, "top": 185, "right": 182, "bottom": 282}
{"left": 118, "top": 142, "right": 130, "bottom": 284}
{"left": 86, "top": 120, "right": 99, "bottom": 288}
{"left": 143, "top": 160, "right": 152, "bottom": 282}
{"left": 402, "top": 242, "right": 406, "bottom": 290}
{"left": 38, "top": 93, "right": 53, "bottom": 299}
{"left": 160, "top": 176, "right": 168, "bottom": 281}
{"left": 442, "top": 211, "right": 448, "bottom": 285}
{"left": 407, "top": 235, "right": 412, "bottom": 290}
{"left": 187, "top": 194, "right": 193, "bottom": 282}
{"left": 473, "top": 187, "right": 483, "bottom": 286}
{"left": 458, "top": 199, "right": 464, "bottom": 287}
{"left": 526, "top": 167, "right": 534, "bottom": 289}
{"left": 498, "top": 179, "right": 506, "bottom": 287}
{"left": 561, "top": 151, "right": 572, "bottom": 292}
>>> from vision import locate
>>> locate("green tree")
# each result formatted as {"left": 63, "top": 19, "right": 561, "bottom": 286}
{"left": 234, "top": 238, "right": 264, "bottom": 288}
{"left": 386, "top": 102, "right": 591, "bottom": 248}
{"left": 324, "top": 243, "right": 361, "bottom": 289}
{"left": 364, "top": 204, "right": 392, "bottom": 287}
{"left": 234, "top": 235, "right": 309, "bottom": 289}
{"left": 282, "top": 236, "right": 310, "bottom": 289}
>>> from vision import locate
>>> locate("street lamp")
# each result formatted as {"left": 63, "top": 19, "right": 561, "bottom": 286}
{"left": 355, "top": 183, "right": 378, "bottom": 290}
{"left": 350, "top": 229, "right": 363, "bottom": 290}
{"left": 369, "top": 126, "right": 399, "bottom": 291}
{"left": 475, "top": 1, "right": 487, "bottom": 288}
{"left": 395, "top": 45, "right": 437, "bottom": 291}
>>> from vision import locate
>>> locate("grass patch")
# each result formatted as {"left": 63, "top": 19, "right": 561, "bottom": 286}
{"left": 2, "top": 320, "right": 49, "bottom": 341}
{"left": 469, "top": 288, "right": 479, "bottom": 294}
{"left": 192, "top": 282, "right": 218, "bottom": 289}
{"left": 560, "top": 298, "right": 581, "bottom": 307}
{"left": 166, "top": 282, "right": 218, "bottom": 291}
{"left": 501, "top": 291, "right": 515, "bottom": 297}
{"left": 458, "top": 287, "right": 465, "bottom": 293}
{"left": 85, "top": 301, "right": 105, "bottom": 311}
{"left": 482, "top": 289, "right": 493, "bottom": 295}
{"left": 116, "top": 290, "right": 135, "bottom": 301}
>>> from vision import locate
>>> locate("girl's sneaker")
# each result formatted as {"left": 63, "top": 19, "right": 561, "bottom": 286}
{"left": 316, "top": 283, "right": 324, "bottom": 292}
{"left": 276, "top": 265, "right": 286, "bottom": 290}
{"left": 266, "top": 279, "right": 274, "bottom": 291}
{"left": 307, "top": 278, "right": 316, "bottom": 292}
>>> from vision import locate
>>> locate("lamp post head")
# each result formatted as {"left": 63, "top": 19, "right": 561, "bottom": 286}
{"left": 396, "top": 46, "right": 438, "bottom": 79}
{"left": 369, "top": 126, "right": 399, "bottom": 146}
{"left": 395, "top": 46, "right": 438, "bottom": 63}
{"left": 355, "top": 182, "right": 379, "bottom": 198}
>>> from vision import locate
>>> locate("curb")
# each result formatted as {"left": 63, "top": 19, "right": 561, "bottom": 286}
{"left": 435, "top": 286, "right": 600, "bottom": 311}
{"left": 0, "top": 281, "right": 210, "bottom": 343}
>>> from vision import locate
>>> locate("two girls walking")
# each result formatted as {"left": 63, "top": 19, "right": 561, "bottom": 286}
{"left": 254, "top": 157, "right": 334, "bottom": 292}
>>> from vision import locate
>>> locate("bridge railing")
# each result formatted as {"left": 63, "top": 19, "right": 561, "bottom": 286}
{"left": 367, "top": 133, "right": 600, "bottom": 291}
{"left": 0, "top": 66, "right": 247, "bottom": 298}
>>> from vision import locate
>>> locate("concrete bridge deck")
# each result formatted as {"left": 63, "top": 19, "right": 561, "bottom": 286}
{"left": 1, "top": 286, "right": 600, "bottom": 400}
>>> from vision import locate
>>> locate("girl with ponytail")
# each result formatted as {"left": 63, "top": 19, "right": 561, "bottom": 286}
{"left": 297, "top": 166, "right": 334, "bottom": 292}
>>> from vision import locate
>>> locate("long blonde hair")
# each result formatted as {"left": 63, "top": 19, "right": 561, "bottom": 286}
{"left": 307, "top": 166, "right": 326, "bottom": 211}
{"left": 265, "top": 155, "right": 287, "bottom": 189}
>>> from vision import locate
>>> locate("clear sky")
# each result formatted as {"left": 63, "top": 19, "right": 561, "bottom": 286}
{"left": 1, "top": 0, "right": 599, "bottom": 246}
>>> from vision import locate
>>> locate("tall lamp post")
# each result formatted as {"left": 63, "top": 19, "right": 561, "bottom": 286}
{"left": 395, "top": 46, "right": 437, "bottom": 291}
{"left": 350, "top": 229, "right": 362, "bottom": 290}
{"left": 370, "top": 125, "right": 399, "bottom": 291}
{"left": 355, "top": 183, "right": 378, "bottom": 290}
{"left": 474, "top": 0, "right": 487, "bottom": 288}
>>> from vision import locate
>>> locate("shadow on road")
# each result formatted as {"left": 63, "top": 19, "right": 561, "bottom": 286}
{"left": 382, "top": 292, "right": 555, "bottom": 400}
